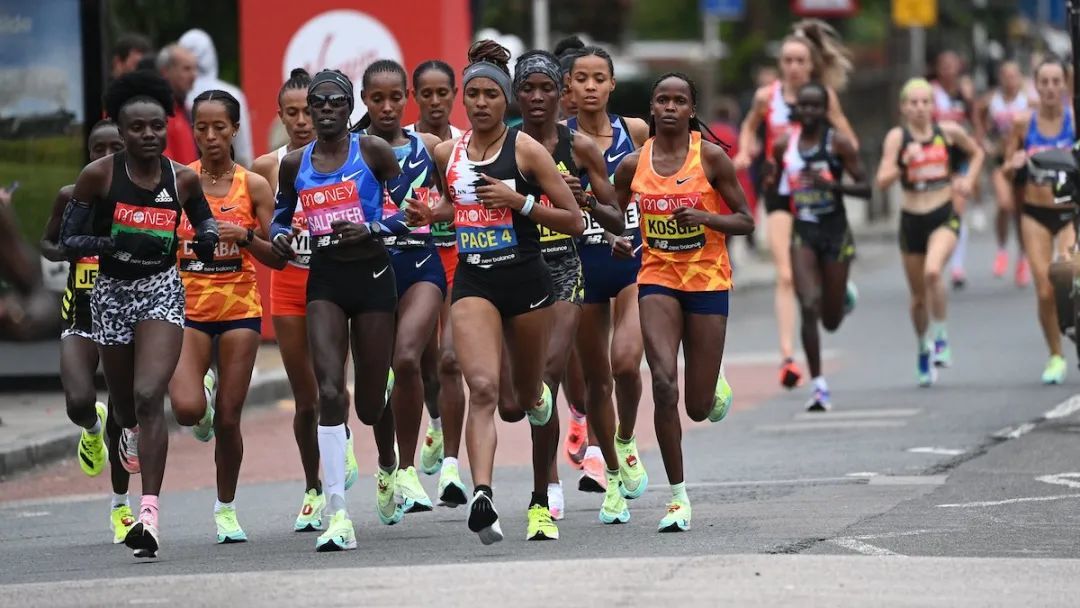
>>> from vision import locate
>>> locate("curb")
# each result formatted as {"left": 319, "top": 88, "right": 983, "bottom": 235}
{"left": 0, "top": 371, "right": 293, "bottom": 480}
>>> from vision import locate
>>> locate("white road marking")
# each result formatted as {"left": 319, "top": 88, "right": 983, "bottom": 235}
{"left": 14, "top": 511, "right": 49, "bottom": 518}
{"left": 937, "top": 494, "right": 1080, "bottom": 508}
{"left": 850, "top": 529, "right": 935, "bottom": 541}
{"left": 846, "top": 472, "right": 879, "bottom": 477}
{"left": 1042, "top": 394, "right": 1080, "bottom": 420}
{"left": 827, "top": 537, "right": 904, "bottom": 556}
{"left": 757, "top": 420, "right": 907, "bottom": 432}
{"left": 907, "top": 447, "right": 966, "bottom": 456}
{"left": 868, "top": 475, "right": 948, "bottom": 486}
{"left": 794, "top": 408, "right": 920, "bottom": 421}
{"left": 992, "top": 423, "right": 1035, "bottom": 440}
{"left": 1035, "top": 472, "right": 1080, "bottom": 489}
{"left": 688, "top": 476, "right": 858, "bottom": 489}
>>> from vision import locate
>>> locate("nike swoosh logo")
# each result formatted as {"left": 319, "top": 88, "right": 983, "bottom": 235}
{"left": 220, "top": 205, "right": 237, "bottom": 213}
{"left": 390, "top": 183, "right": 405, "bottom": 194}
{"left": 606, "top": 151, "right": 626, "bottom": 164}
{"left": 415, "top": 254, "right": 432, "bottom": 268}
{"left": 373, "top": 266, "right": 389, "bottom": 279}
{"left": 342, "top": 170, "right": 364, "bottom": 182}
{"left": 529, "top": 295, "right": 549, "bottom": 309}
{"left": 676, "top": 177, "right": 692, "bottom": 185}
{"left": 407, "top": 158, "right": 425, "bottom": 170}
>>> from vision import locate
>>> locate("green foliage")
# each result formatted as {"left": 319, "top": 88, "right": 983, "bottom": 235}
{"left": 0, "top": 160, "right": 77, "bottom": 242}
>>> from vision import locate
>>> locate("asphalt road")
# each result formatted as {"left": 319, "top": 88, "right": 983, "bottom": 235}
{"left": 2, "top": 236, "right": 1079, "bottom": 607}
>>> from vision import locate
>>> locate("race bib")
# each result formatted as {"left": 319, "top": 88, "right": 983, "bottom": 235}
{"left": 639, "top": 193, "right": 706, "bottom": 252}
{"left": 299, "top": 182, "right": 366, "bottom": 247}
{"left": 456, "top": 205, "right": 518, "bottom": 266}
{"left": 74, "top": 256, "right": 98, "bottom": 290}
{"left": 111, "top": 202, "right": 176, "bottom": 256}
{"left": 538, "top": 195, "right": 574, "bottom": 257}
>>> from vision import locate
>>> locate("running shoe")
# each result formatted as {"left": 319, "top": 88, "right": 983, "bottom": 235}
{"left": 110, "top": 504, "right": 136, "bottom": 545}
{"left": 526, "top": 382, "right": 553, "bottom": 426}
{"left": 385, "top": 368, "right": 395, "bottom": 407}
{"left": 376, "top": 467, "right": 404, "bottom": 525}
{"left": 600, "top": 471, "right": 630, "bottom": 524}
{"left": 779, "top": 359, "right": 803, "bottom": 389}
{"left": 344, "top": 429, "right": 359, "bottom": 491}
{"left": 125, "top": 514, "right": 160, "bottom": 558}
{"left": 396, "top": 466, "right": 433, "bottom": 513}
{"left": 578, "top": 451, "right": 607, "bottom": 493}
{"left": 294, "top": 489, "right": 326, "bottom": 532}
{"left": 119, "top": 426, "right": 140, "bottom": 474}
{"left": 708, "top": 375, "right": 734, "bottom": 422}
{"left": 658, "top": 498, "right": 692, "bottom": 533}
{"left": 548, "top": 482, "right": 565, "bottom": 520}
{"left": 805, "top": 387, "right": 831, "bottom": 412}
{"left": 993, "top": 250, "right": 1009, "bottom": 278}
{"left": 315, "top": 509, "right": 357, "bottom": 552}
{"left": 78, "top": 402, "right": 107, "bottom": 477}
{"left": 192, "top": 402, "right": 215, "bottom": 443}
{"left": 1015, "top": 258, "right": 1031, "bottom": 288}
{"left": 616, "top": 436, "right": 648, "bottom": 500}
{"left": 917, "top": 351, "right": 936, "bottom": 387}
{"left": 1042, "top": 354, "right": 1067, "bottom": 385}
{"left": 951, "top": 268, "right": 966, "bottom": 290}
{"left": 467, "top": 490, "right": 503, "bottom": 545}
{"left": 437, "top": 462, "right": 468, "bottom": 507}
{"left": 563, "top": 413, "right": 588, "bottom": 469}
{"left": 419, "top": 423, "right": 444, "bottom": 476}
{"left": 933, "top": 338, "right": 952, "bottom": 368}
{"left": 844, "top": 281, "right": 858, "bottom": 316}
{"left": 214, "top": 506, "right": 248, "bottom": 544}
{"left": 526, "top": 503, "right": 559, "bottom": 540}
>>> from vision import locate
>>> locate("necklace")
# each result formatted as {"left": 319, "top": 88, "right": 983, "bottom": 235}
{"left": 468, "top": 126, "right": 508, "bottom": 161}
{"left": 202, "top": 162, "right": 235, "bottom": 185}
{"left": 577, "top": 125, "right": 613, "bottom": 138}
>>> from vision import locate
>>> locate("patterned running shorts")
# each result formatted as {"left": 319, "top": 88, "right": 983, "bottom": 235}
{"left": 547, "top": 253, "right": 584, "bottom": 305}
{"left": 91, "top": 266, "right": 185, "bottom": 346}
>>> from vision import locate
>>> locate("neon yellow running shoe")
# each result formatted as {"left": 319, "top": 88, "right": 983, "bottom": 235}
{"left": 215, "top": 506, "right": 248, "bottom": 544}
{"left": 420, "top": 423, "right": 444, "bottom": 475}
{"left": 78, "top": 402, "right": 107, "bottom": 477}
{"left": 600, "top": 470, "right": 630, "bottom": 524}
{"left": 315, "top": 509, "right": 356, "bottom": 552}
{"left": 344, "top": 429, "right": 359, "bottom": 491}
{"left": 396, "top": 466, "right": 433, "bottom": 513}
{"left": 193, "top": 371, "right": 216, "bottom": 442}
{"left": 294, "top": 489, "right": 326, "bottom": 532}
{"left": 526, "top": 503, "right": 559, "bottom": 540}
{"left": 110, "top": 504, "right": 136, "bottom": 544}
{"left": 376, "top": 467, "right": 404, "bottom": 525}
{"left": 527, "top": 382, "right": 553, "bottom": 427}
{"left": 1042, "top": 355, "right": 1067, "bottom": 385}
{"left": 615, "top": 435, "right": 648, "bottom": 500}
{"left": 437, "top": 462, "right": 468, "bottom": 507}
{"left": 707, "top": 375, "right": 733, "bottom": 422}
{"left": 385, "top": 368, "right": 395, "bottom": 407}
{"left": 658, "top": 498, "right": 692, "bottom": 533}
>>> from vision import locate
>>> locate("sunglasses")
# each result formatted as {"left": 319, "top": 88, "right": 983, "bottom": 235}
{"left": 307, "top": 93, "right": 351, "bottom": 109}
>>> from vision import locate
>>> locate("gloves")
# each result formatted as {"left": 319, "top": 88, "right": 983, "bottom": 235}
{"left": 60, "top": 199, "right": 113, "bottom": 259}
{"left": 192, "top": 217, "right": 219, "bottom": 263}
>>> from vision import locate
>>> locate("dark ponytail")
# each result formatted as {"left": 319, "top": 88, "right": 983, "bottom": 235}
{"left": 351, "top": 59, "right": 408, "bottom": 133}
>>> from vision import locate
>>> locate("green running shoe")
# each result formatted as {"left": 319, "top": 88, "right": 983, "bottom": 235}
{"left": 1042, "top": 354, "right": 1067, "bottom": 385}
{"left": 658, "top": 498, "right": 692, "bottom": 533}
{"left": 344, "top": 429, "right": 359, "bottom": 491}
{"left": 527, "top": 382, "right": 553, "bottom": 427}
{"left": 616, "top": 435, "right": 648, "bottom": 500}
{"left": 600, "top": 470, "right": 630, "bottom": 524}
{"left": 707, "top": 375, "right": 733, "bottom": 422}
{"left": 315, "top": 509, "right": 356, "bottom": 552}
{"left": 385, "top": 368, "right": 395, "bottom": 407}
{"left": 437, "top": 462, "right": 468, "bottom": 507}
{"left": 526, "top": 503, "right": 559, "bottom": 540}
{"left": 78, "top": 402, "right": 107, "bottom": 477}
{"left": 844, "top": 280, "right": 858, "bottom": 315}
{"left": 420, "top": 423, "right": 444, "bottom": 475}
{"left": 192, "top": 373, "right": 215, "bottom": 443}
{"left": 376, "top": 467, "right": 404, "bottom": 525}
{"left": 294, "top": 489, "right": 326, "bottom": 532}
{"left": 397, "top": 466, "right": 433, "bottom": 513}
{"left": 110, "top": 504, "right": 135, "bottom": 544}
{"left": 214, "top": 506, "right": 248, "bottom": 544}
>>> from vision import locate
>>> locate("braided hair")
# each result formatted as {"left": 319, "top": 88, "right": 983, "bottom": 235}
{"left": 352, "top": 59, "right": 408, "bottom": 133}
{"left": 278, "top": 67, "right": 311, "bottom": 106}
{"left": 646, "top": 72, "right": 730, "bottom": 151}
{"left": 412, "top": 59, "right": 455, "bottom": 90}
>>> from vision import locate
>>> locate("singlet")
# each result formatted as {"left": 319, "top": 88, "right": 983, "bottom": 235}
{"left": 989, "top": 90, "right": 1030, "bottom": 138}
{"left": 633, "top": 131, "right": 731, "bottom": 292}
{"left": 405, "top": 123, "right": 461, "bottom": 248}
{"left": 931, "top": 81, "right": 968, "bottom": 123}
{"left": 898, "top": 124, "right": 955, "bottom": 193}
{"left": 381, "top": 130, "right": 438, "bottom": 250}
{"left": 177, "top": 162, "right": 261, "bottom": 322}
{"left": 1024, "top": 109, "right": 1076, "bottom": 186}
{"left": 292, "top": 133, "right": 383, "bottom": 253}
{"left": 445, "top": 128, "right": 542, "bottom": 268}
{"left": 404, "top": 123, "right": 463, "bottom": 140}
{"left": 779, "top": 125, "right": 845, "bottom": 222}
{"left": 276, "top": 145, "right": 312, "bottom": 268}
{"left": 538, "top": 125, "right": 581, "bottom": 261}
{"left": 763, "top": 81, "right": 795, "bottom": 159}
{"left": 94, "top": 152, "right": 183, "bottom": 280}
{"left": 567, "top": 113, "right": 640, "bottom": 250}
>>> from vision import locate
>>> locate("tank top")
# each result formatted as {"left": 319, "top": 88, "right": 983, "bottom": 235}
{"left": 931, "top": 81, "right": 968, "bottom": 123}
{"left": 989, "top": 90, "right": 1030, "bottom": 138}
{"left": 405, "top": 123, "right": 460, "bottom": 248}
{"left": 779, "top": 126, "right": 845, "bottom": 222}
{"left": 538, "top": 125, "right": 581, "bottom": 261}
{"left": 380, "top": 130, "right": 438, "bottom": 250}
{"left": 1024, "top": 110, "right": 1076, "bottom": 186}
{"left": 276, "top": 145, "right": 312, "bottom": 268}
{"left": 446, "top": 128, "right": 542, "bottom": 268}
{"left": 763, "top": 81, "right": 795, "bottom": 159}
{"left": 633, "top": 131, "right": 731, "bottom": 292}
{"left": 404, "top": 123, "right": 463, "bottom": 140}
{"left": 293, "top": 133, "right": 383, "bottom": 253}
{"left": 898, "top": 124, "right": 954, "bottom": 193}
{"left": 94, "top": 152, "right": 183, "bottom": 280}
{"left": 177, "top": 162, "right": 261, "bottom": 322}
{"left": 567, "top": 113, "right": 641, "bottom": 250}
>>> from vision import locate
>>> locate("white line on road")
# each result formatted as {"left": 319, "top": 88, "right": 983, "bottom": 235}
{"left": 992, "top": 423, "right": 1036, "bottom": 440}
{"left": 794, "top": 408, "right": 920, "bottom": 421}
{"left": 1036, "top": 472, "right": 1080, "bottom": 489}
{"left": 688, "top": 476, "right": 860, "bottom": 489}
{"left": 14, "top": 511, "right": 49, "bottom": 518}
{"left": 851, "top": 529, "right": 935, "bottom": 541}
{"left": 1043, "top": 394, "right": 1080, "bottom": 420}
{"left": 907, "top": 447, "right": 966, "bottom": 456}
{"left": 937, "top": 494, "right": 1080, "bottom": 508}
{"left": 868, "top": 475, "right": 948, "bottom": 486}
{"left": 757, "top": 420, "right": 907, "bottom": 432}
{"left": 827, "top": 537, "right": 904, "bottom": 556}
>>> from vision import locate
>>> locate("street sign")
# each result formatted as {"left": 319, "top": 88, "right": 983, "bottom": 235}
{"left": 701, "top": 0, "right": 745, "bottom": 20}
{"left": 893, "top": 0, "right": 937, "bottom": 28}
{"left": 792, "top": 0, "right": 859, "bottom": 18}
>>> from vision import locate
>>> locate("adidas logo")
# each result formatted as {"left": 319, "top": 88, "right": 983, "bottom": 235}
{"left": 154, "top": 189, "right": 174, "bottom": 204}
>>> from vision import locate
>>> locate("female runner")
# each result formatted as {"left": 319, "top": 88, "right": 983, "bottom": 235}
{"left": 615, "top": 73, "right": 753, "bottom": 532}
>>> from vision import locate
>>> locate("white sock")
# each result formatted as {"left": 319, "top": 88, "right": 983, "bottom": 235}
{"left": 918, "top": 334, "right": 930, "bottom": 353}
{"left": 442, "top": 456, "right": 459, "bottom": 472}
{"left": 671, "top": 482, "right": 688, "bottom": 501}
{"left": 812, "top": 376, "right": 828, "bottom": 392}
{"left": 930, "top": 321, "right": 947, "bottom": 341}
{"left": 214, "top": 500, "right": 233, "bottom": 513}
{"left": 584, "top": 445, "right": 602, "bottom": 460}
{"left": 950, "top": 222, "right": 968, "bottom": 271}
{"left": 318, "top": 424, "right": 348, "bottom": 514}
{"left": 87, "top": 419, "right": 102, "bottom": 434}
{"left": 429, "top": 416, "right": 442, "bottom": 432}
{"left": 111, "top": 493, "right": 128, "bottom": 509}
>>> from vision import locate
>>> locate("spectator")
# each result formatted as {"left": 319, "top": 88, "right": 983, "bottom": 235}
{"left": 156, "top": 43, "right": 199, "bottom": 164}
{"left": 110, "top": 33, "right": 152, "bottom": 80}
{"left": 179, "top": 29, "right": 254, "bottom": 166}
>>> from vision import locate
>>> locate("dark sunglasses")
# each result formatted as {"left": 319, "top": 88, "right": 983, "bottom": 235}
{"left": 307, "top": 93, "right": 350, "bottom": 109}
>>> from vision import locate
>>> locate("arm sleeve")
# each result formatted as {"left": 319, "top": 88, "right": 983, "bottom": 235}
{"left": 270, "top": 189, "right": 296, "bottom": 240}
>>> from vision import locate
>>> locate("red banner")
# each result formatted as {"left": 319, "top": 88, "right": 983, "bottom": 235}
{"left": 238, "top": 0, "right": 471, "bottom": 339}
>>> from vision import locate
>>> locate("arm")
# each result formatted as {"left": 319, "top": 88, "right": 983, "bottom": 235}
{"left": 40, "top": 185, "right": 73, "bottom": 262}
{"left": 515, "top": 135, "right": 584, "bottom": 236}
{"left": 176, "top": 166, "right": 219, "bottom": 263}
{"left": 971, "top": 93, "right": 991, "bottom": 148}
{"left": 829, "top": 132, "right": 872, "bottom": 199}
{"left": 676, "top": 142, "right": 754, "bottom": 235}
{"left": 572, "top": 133, "right": 624, "bottom": 233}
{"left": 734, "top": 88, "right": 766, "bottom": 169}
{"left": 237, "top": 171, "right": 286, "bottom": 270}
{"left": 404, "top": 138, "right": 455, "bottom": 227}
{"left": 826, "top": 88, "right": 859, "bottom": 151}
{"left": 625, "top": 117, "right": 651, "bottom": 149}
{"left": 250, "top": 152, "right": 279, "bottom": 192}
{"left": 874, "top": 127, "right": 904, "bottom": 190}
{"left": 270, "top": 151, "right": 301, "bottom": 250}
{"left": 762, "top": 133, "right": 789, "bottom": 193}
{"left": 358, "top": 135, "right": 413, "bottom": 237}
{"left": 942, "top": 120, "right": 985, "bottom": 203}
{"left": 1002, "top": 112, "right": 1029, "bottom": 180}
{"left": 612, "top": 150, "right": 639, "bottom": 227}
{"left": 61, "top": 158, "right": 113, "bottom": 258}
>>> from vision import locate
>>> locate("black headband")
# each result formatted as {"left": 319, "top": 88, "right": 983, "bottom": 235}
{"left": 309, "top": 69, "right": 354, "bottom": 109}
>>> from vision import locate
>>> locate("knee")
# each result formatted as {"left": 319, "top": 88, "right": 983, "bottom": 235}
{"left": 651, "top": 373, "right": 679, "bottom": 410}
{"left": 133, "top": 384, "right": 164, "bottom": 419}
{"left": 822, "top": 314, "right": 842, "bottom": 333}
{"left": 1036, "top": 281, "right": 1055, "bottom": 303}
{"left": 686, "top": 397, "right": 711, "bottom": 423}
{"left": 799, "top": 296, "right": 821, "bottom": 322}
{"left": 172, "top": 401, "right": 202, "bottom": 427}
{"left": 923, "top": 268, "right": 941, "bottom": 287}
{"left": 393, "top": 352, "right": 422, "bottom": 379}
{"left": 585, "top": 376, "right": 613, "bottom": 404}
{"left": 611, "top": 357, "right": 641, "bottom": 387}
{"left": 467, "top": 375, "right": 499, "bottom": 409}
{"left": 910, "top": 292, "right": 926, "bottom": 311}
{"left": 498, "top": 399, "right": 525, "bottom": 422}
{"left": 776, "top": 269, "right": 794, "bottom": 291}
{"left": 64, "top": 390, "right": 97, "bottom": 422}
{"left": 438, "top": 348, "right": 461, "bottom": 377}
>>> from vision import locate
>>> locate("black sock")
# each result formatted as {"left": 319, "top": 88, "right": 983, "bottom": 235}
{"left": 530, "top": 492, "right": 548, "bottom": 509}
{"left": 475, "top": 484, "right": 493, "bottom": 499}
{"left": 468, "top": 485, "right": 498, "bottom": 532}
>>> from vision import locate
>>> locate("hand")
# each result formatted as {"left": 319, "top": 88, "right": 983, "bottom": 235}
{"left": 475, "top": 174, "right": 524, "bottom": 210}
{"left": 801, "top": 169, "right": 834, "bottom": 192}
{"left": 330, "top": 220, "right": 370, "bottom": 246}
{"left": 732, "top": 151, "right": 752, "bottom": 171}
{"left": 0, "top": 187, "right": 12, "bottom": 207}
{"left": 674, "top": 206, "right": 710, "bottom": 228}
{"left": 952, "top": 175, "right": 974, "bottom": 199}
{"left": 404, "top": 198, "right": 433, "bottom": 226}
{"left": 902, "top": 141, "right": 924, "bottom": 163}
{"left": 217, "top": 221, "right": 247, "bottom": 243}
{"left": 192, "top": 232, "right": 218, "bottom": 263}
{"left": 561, "top": 174, "right": 587, "bottom": 207}
{"left": 761, "top": 160, "right": 777, "bottom": 189}
{"left": 610, "top": 235, "right": 634, "bottom": 259}
{"left": 271, "top": 229, "right": 298, "bottom": 259}
{"left": 1008, "top": 149, "right": 1027, "bottom": 171}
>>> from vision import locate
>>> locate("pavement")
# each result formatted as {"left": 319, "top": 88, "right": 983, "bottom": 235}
{"left": 4, "top": 225, "right": 1079, "bottom": 606}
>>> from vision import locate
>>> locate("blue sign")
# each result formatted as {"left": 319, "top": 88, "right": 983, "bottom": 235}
{"left": 1019, "top": 0, "right": 1066, "bottom": 27}
{"left": 701, "top": 0, "right": 745, "bottom": 20}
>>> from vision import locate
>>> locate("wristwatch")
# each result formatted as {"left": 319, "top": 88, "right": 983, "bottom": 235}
{"left": 238, "top": 228, "right": 254, "bottom": 247}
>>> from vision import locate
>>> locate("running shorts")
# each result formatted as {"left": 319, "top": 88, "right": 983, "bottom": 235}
{"left": 452, "top": 258, "right": 555, "bottom": 318}
{"left": 1022, "top": 203, "right": 1076, "bottom": 236}
{"left": 270, "top": 263, "right": 309, "bottom": 317}
{"left": 185, "top": 317, "right": 262, "bottom": 337}
{"left": 579, "top": 243, "right": 640, "bottom": 304}
{"left": 91, "top": 266, "right": 185, "bottom": 346}
{"left": 391, "top": 246, "right": 447, "bottom": 300}
{"left": 546, "top": 253, "right": 584, "bottom": 305}
{"left": 899, "top": 200, "right": 961, "bottom": 255}
{"left": 793, "top": 213, "right": 856, "bottom": 263}
{"left": 307, "top": 251, "right": 398, "bottom": 316}
{"left": 764, "top": 190, "right": 793, "bottom": 214}
{"left": 639, "top": 284, "right": 730, "bottom": 316}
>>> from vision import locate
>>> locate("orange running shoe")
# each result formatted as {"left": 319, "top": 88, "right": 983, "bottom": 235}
{"left": 564, "top": 413, "right": 587, "bottom": 469}
{"left": 993, "top": 250, "right": 1008, "bottom": 278}
{"left": 779, "top": 359, "right": 802, "bottom": 390}
{"left": 578, "top": 450, "right": 607, "bottom": 493}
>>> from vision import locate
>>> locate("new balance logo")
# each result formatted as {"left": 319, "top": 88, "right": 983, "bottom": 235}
{"left": 154, "top": 189, "right": 174, "bottom": 204}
